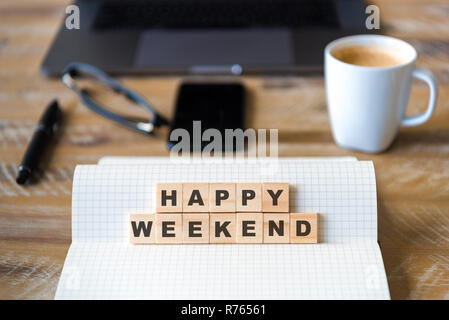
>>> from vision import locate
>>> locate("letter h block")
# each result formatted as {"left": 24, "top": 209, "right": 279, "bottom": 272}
{"left": 156, "top": 183, "right": 183, "bottom": 213}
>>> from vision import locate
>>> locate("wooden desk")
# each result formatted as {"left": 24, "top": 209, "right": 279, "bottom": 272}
{"left": 0, "top": 0, "right": 448, "bottom": 300}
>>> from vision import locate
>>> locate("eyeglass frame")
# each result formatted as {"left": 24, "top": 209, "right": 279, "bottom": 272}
{"left": 61, "top": 62, "right": 169, "bottom": 135}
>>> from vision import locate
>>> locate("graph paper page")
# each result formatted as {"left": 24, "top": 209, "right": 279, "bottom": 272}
{"left": 56, "top": 159, "right": 389, "bottom": 299}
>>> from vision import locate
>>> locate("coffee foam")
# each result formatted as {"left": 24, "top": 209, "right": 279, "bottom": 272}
{"left": 331, "top": 45, "right": 406, "bottom": 67}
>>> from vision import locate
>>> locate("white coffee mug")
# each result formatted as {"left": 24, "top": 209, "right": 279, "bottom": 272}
{"left": 325, "top": 35, "right": 438, "bottom": 153}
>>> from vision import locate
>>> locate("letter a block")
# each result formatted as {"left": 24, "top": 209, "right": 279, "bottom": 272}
{"left": 156, "top": 183, "right": 183, "bottom": 213}
{"left": 237, "top": 212, "right": 263, "bottom": 244}
{"left": 183, "top": 214, "right": 209, "bottom": 244}
{"left": 183, "top": 183, "right": 209, "bottom": 212}
{"left": 209, "top": 214, "right": 236, "bottom": 244}
{"left": 156, "top": 214, "right": 183, "bottom": 244}
{"left": 209, "top": 183, "right": 236, "bottom": 213}
{"left": 262, "top": 183, "right": 289, "bottom": 212}
{"left": 236, "top": 183, "right": 262, "bottom": 212}
{"left": 290, "top": 213, "right": 318, "bottom": 244}
{"left": 263, "top": 213, "right": 290, "bottom": 244}
{"left": 129, "top": 214, "right": 156, "bottom": 244}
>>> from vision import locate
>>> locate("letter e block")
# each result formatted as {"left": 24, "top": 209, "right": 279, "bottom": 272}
{"left": 156, "top": 214, "right": 183, "bottom": 244}
{"left": 210, "top": 183, "right": 236, "bottom": 213}
{"left": 156, "top": 183, "right": 183, "bottom": 213}
{"left": 263, "top": 183, "right": 289, "bottom": 212}
{"left": 130, "top": 214, "right": 156, "bottom": 244}
{"left": 237, "top": 212, "right": 263, "bottom": 244}
{"left": 290, "top": 213, "right": 318, "bottom": 244}
{"left": 209, "top": 214, "right": 236, "bottom": 244}
{"left": 236, "top": 183, "right": 262, "bottom": 212}
{"left": 183, "top": 214, "right": 209, "bottom": 244}
{"left": 183, "top": 183, "right": 209, "bottom": 212}
{"left": 263, "top": 213, "right": 290, "bottom": 244}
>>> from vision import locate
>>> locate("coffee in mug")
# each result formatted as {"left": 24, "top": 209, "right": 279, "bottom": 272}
{"left": 325, "top": 35, "right": 438, "bottom": 153}
{"left": 331, "top": 45, "right": 404, "bottom": 67}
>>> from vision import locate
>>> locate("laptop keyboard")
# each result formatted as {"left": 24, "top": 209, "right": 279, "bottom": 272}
{"left": 92, "top": 0, "right": 340, "bottom": 30}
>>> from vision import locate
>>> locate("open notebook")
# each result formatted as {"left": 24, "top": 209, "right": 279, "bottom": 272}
{"left": 55, "top": 157, "right": 390, "bottom": 299}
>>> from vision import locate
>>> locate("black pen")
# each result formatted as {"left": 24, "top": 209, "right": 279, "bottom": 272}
{"left": 16, "top": 100, "right": 63, "bottom": 185}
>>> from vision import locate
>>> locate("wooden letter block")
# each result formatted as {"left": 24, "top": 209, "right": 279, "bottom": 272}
{"left": 290, "top": 213, "right": 318, "bottom": 244}
{"left": 183, "top": 183, "right": 209, "bottom": 212}
{"left": 209, "top": 183, "right": 236, "bottom": 213}
{"left": 209, "top": 214, "right": 236, "bottom": 244}
{"left": 183, "top": 214, "right": 210, "bottom": 244}
{"left": 236, "top": 183, "right": 262, "bottom": 212}
{"left": 263, "top": 213, "right": 290, "bottom": 244}
{"left": 129, "top": 214, "right": 156, "bottom": 244}
{"left": 237, "top": 212, "right": 263, "bottom": 244}
{"left": 156, "top": 214, "right": 183, "bottom": 244}
{"left": 156, "top": 183, "right": 183, "bottom": 213}
{"left": 263, "top": 183, "right": 289, "bottom": 213}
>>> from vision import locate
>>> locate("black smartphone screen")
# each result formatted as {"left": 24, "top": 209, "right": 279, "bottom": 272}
{"left": 168, "top": 83, "right": 245, "bottom": 151}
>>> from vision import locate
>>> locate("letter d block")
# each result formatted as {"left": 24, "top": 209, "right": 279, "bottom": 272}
{"left": 237, "top": 212, "right": 263, "bottom": 244}
{"left": 263, "top": 183, "right": 289, "bottom": 212}
{"left": 183, "top": 214, "right": 209, "bottom": 244}
{"left": 129, "top": 214, "right": 156, "bottom": 244}
{"left": 156, "top": 183, "right": 183, "bottom": 213}
{"left": 156, "top": 214, "right": 183, "bottom": 244}
{"left": 209, "top": 214, "right": 236, "bottom": 244}
{"left": 290, "top": 213, "right": 318, "bottom": 244}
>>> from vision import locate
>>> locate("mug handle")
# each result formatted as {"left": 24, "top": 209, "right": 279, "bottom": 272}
{"left": 401, "top": 68, "right": 438, "bottom": 127}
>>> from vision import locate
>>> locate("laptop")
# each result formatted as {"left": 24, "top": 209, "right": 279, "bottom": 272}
{"left": 42, "top": 0, "right": 368, "bottom": 76}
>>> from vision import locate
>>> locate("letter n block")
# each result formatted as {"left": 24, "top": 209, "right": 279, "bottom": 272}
{"left": 156, "top": 214, "right": 183, "bottom": 244}
{"left": 209, "top": 214, "right": 236, "bottom": 244}
{"left": 156, "top": 183, "right": 183, "bottom": 213}
{"left": 236, "top": 212, "right": 263, "bottom": 244}
{"left": 183, "top": 214, "right": 209, "bottom": 244}
{"left": 290, "top": 213, "right": 318, "bottom": 244}
{"left": 262, "top": 183, "right": 289, "bottom": 212}
{"left": 236, "top": 183, "right": 262, "bottom": 212}
{"left": 183, "top": 183, "right": 209, "bottom": 212}
{"left": 263, "top": 213, "right": 290, "bottom": 244}
{"left": 129, "top": 214, "right": 156, "bottom": 244}
{"left": 209, "top": 183, "right": 236, "bottom": 212}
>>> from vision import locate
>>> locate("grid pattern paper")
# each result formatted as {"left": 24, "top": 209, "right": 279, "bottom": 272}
{"left": 56, "top": 242, "right": 389, "bottom": 299}
{"left": 55, "top": 158, "right": 390, "bottom": 299}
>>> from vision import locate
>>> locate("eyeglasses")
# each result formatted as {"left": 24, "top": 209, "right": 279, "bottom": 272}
{"left": 62, "top": 62, "right": 169, "bottom": 135}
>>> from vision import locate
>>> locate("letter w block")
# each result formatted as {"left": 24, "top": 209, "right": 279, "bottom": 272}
{"left": 130, "top": 214, "right": 155, "bottom": 244}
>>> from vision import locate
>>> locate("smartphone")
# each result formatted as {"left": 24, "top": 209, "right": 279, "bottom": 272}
{"left": 168, "top": 83, "right": 245, "bottom": 151}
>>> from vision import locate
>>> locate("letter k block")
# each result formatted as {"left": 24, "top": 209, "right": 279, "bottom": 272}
{"left": 209, "top": 214, "right": 236, "bottom": 244}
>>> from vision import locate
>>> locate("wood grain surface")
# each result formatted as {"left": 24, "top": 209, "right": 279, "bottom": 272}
{"left": 1, "top": 0, "right": 448, "bottom": 299}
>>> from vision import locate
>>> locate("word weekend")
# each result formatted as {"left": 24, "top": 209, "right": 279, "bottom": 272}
{"left": 129, "top": 182, "right": 318, "bottom": 244}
